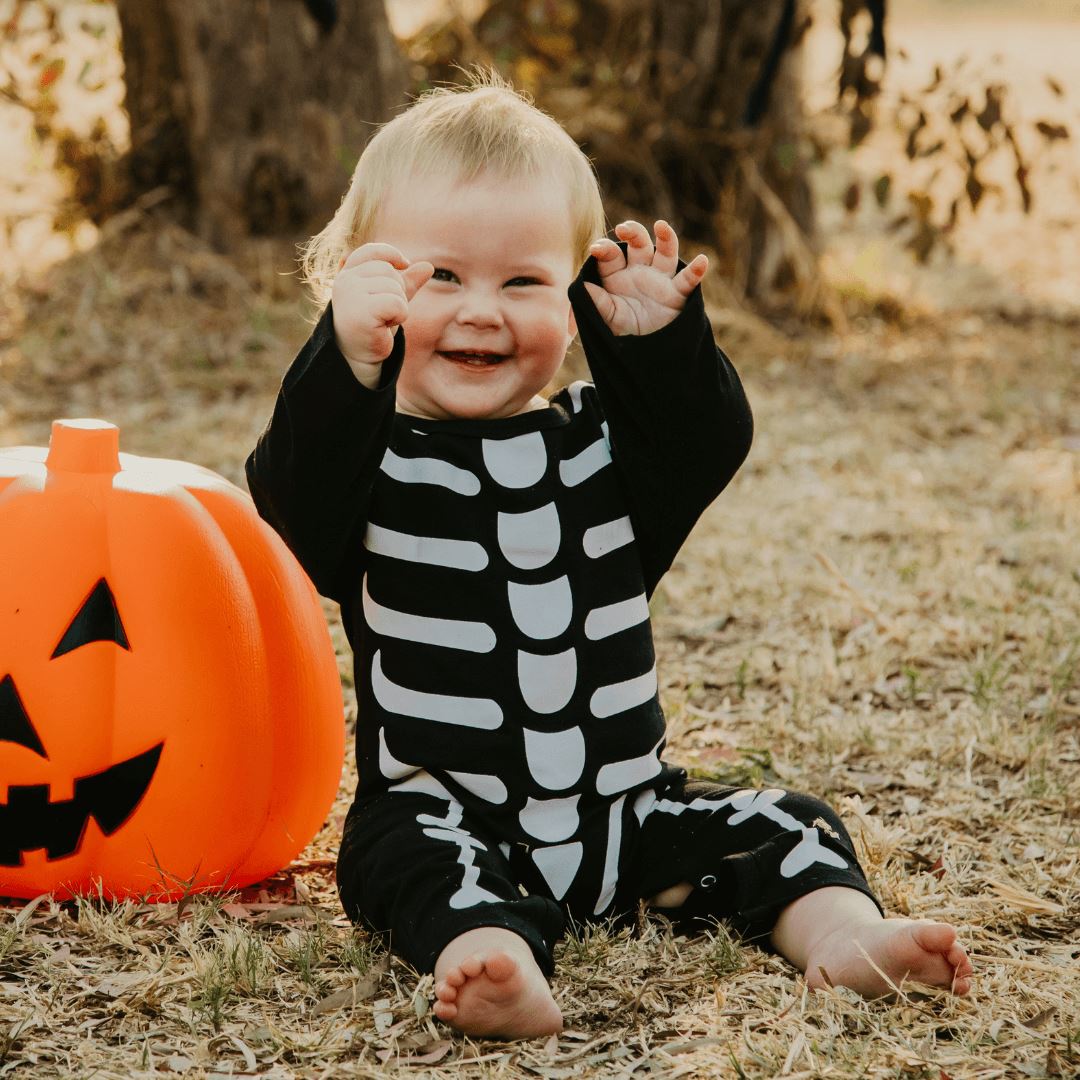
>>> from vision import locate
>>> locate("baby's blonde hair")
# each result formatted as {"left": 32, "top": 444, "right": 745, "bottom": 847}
{"left": 301, "top": 70, "right": 606, "bottom": 305}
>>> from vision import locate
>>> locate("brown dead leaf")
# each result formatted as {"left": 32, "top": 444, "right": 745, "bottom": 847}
{"left": 1023, "top": 1007, "right": 1056, "bottom": 1030}
{"left": 253, "top": 904, "right": 319, "bottom": 925}
{"left": 312, "top": 956, "right": 390, "bottom": 1015}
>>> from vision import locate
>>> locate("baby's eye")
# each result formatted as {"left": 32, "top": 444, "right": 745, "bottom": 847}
{"left": 431, "top": 268, "right": 458, "bottom": 283}
{"left": 506, "top": 277, "right": 541, "bottom": 287}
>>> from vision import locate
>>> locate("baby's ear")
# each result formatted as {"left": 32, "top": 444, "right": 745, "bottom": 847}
{"left": 566, "top": 306, "right": 578, "bottom": 338}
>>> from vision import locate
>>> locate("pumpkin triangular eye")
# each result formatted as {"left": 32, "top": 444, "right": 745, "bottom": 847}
{"left": 0, "top": 674, "right": 47, "bottom": 758}
{"left": 52, "top": 579, "right": 130, "bottom": 659}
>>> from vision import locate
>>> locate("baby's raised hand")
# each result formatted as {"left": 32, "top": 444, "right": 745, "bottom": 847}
{"left": 584, "top": 220, "right": 708, "bottom": 336}
{"left": 332, "top": 243, "right": 434, "bottom": 386}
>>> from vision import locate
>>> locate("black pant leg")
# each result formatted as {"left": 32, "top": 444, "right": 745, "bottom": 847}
{"left": 337, "top": 788, "right": 565, "bottom": 976}
{"left": 620, "top": 779, "right": 883, "bottom": 946}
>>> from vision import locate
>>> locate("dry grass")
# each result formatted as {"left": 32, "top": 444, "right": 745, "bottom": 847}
{"left": 2, "top": 211, "right": 1076, "bottom": 1078}
{"left": 2, "top": 7, "right": 1079, "bottom": 1078}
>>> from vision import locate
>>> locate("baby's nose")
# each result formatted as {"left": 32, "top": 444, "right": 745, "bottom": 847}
{"left": 455, "top": 289, "right": 504, "bottom": 327}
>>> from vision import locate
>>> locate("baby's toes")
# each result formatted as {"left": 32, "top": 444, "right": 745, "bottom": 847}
{"left": 947, "top": 944, "right": 974, "bottom": 987}
{"left": 911, "top": 921, "right": 957, "bottom": 956}
{"left": 434, "top": 979, "right": 459, "bottom": 1003}
{"left": 458, "top": 955, "right": 486, "bottom": 979}
{"left": 432, "top": 999, "right": 459, "bottom": 1021}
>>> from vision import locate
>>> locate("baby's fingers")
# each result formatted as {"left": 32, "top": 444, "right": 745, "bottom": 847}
{"left": 340, "top": 242, "right": 409, "bottom": 272}
{"left": 583, "top": 280, "right": 618, "bottom": 325}
{"left": 614, "top": 220, "right": 654, "bottom": 266}
{"left": 651, "top": 220, "right": 679, "bottom": 276}
{"left": 589, "top": 237, "right": 626, "bottom": 276}
{"left": 672, "top": 253, "right": 709, "bottom": 296}
{"left": 402, "top": 260, "right": 434, "bottom": 300}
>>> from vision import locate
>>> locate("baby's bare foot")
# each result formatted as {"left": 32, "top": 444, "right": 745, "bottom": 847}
{"left": 806, "top": 918, "right": 973, "bottom": 998}
{"left": 433, "top": 949, "right": 563, "bottom": 1039}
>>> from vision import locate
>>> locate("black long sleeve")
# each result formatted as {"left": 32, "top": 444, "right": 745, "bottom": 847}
{"left": 246, "top": 303, "right": 404, "bottom": 603}
{"left": 569, "top": 258, "right": 753, "bottom": 596}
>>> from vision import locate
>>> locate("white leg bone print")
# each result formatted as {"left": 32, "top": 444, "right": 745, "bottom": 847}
{"left": 652, "top": 788, "right": 848, "bottom": 878}
{"left": 781, "top": 829, "right": 848, "bottom": 876}
{"left": 418, "top": 801, "right": 504, "bottom": 909}
{"left": 593, "top": 795, "right": 628, "bottom": 914}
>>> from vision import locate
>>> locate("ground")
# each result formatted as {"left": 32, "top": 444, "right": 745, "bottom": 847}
{"left": 0, "top": 2, "right": 1077, "bottom": 1077}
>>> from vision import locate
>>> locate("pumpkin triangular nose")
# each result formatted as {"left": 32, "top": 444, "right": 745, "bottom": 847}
{"left": 45, "top": 419, "right": 120, "bottom": 475}
{"left": 0, "top": 674, "right": 47, "bottom": 758}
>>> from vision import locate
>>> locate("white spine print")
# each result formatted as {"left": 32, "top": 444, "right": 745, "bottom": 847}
{"left": 518, "top": 794, "right": 581, "bottom": 843}
{"left": 507, "top": 576, "right": 574, "bottom": 640}
{"left": 584, "top": 592, "right": 649, "bottom": 640}
{"left": 583, "top": 516, "right": 635, "bottom": 558}
{"left": 482, "top": 432, "right": 548, "bottom": 488}
{"left": 381, "top": 448, "right": 481, "bottom": 495}
{"left": 497, "top": 502, "right": 561, "bottom": 569}
{"left": 372, "top": 651, "right": 503, "bottom": 729}
{"left": 517, "top": 647, "right": 577, "bottom": 714}
{"left": 532, "top": 841, "right": 584, "bottom": 901}
{"left": 559, "top": 437, "right": 611, "bottom": 487}
{"left": 365, "top": 523, "right": 488, "bottom": 571}
{"left": 523, "top": 726, "right": 587, "bottom": 790}
{"left": 364, "top": 576, "right": 496, "bottom": 652}
{"left": 590, "top": 664, "right": 658, "bottom": 718}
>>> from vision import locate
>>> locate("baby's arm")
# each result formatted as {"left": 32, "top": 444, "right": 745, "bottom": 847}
{"left": 246, "top": 244, "right": 432, "bottom": 597}
{"left": 570, "top": 227, "right": 752, "bottom": 595}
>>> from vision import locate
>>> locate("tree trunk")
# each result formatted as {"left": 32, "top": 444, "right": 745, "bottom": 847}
{"left": 114, "top": 0, "right": 406, "bottom": 250}
{"left": 460, "top": 0, "right": 819, "bottom": 309}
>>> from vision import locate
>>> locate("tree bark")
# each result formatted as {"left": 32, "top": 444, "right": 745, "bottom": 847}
{"left": 114, "top": 0, "right": 406, "bottom": 250}
{"left": 466, "top": 0, "right": 817, "bottom": 306}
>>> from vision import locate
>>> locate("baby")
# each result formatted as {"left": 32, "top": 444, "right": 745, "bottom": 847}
{"left": 247, "top": 75, "right": 972, "bottom": 1039}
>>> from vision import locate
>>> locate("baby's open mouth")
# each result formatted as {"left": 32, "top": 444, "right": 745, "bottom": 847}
{"left": 439, "top": 351, "right": 508, "bottom": 367}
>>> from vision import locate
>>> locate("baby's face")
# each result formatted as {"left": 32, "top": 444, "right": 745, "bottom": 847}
{"left": 373, "top": 169, "right": 580, "bottom": 421}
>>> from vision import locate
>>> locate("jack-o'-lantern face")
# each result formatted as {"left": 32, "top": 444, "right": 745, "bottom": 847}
{"left": 0, "top": 579, "right": 162, "bottom": 867}
{"left": 0, "top": 419, "right": 345, "bottom": 901}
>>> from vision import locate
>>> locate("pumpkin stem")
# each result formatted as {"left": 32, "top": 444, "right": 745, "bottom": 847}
{"left": 46, "top": 419, "right": 121, "bottom": 475}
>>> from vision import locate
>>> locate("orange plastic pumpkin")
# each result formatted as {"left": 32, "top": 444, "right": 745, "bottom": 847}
{"left": 0, "top": 419, "right": 344, "bottom": 900}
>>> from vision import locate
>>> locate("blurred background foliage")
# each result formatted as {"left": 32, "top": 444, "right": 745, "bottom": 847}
{"left": 0, "top": 0, "right": 1072, "bottom": 319}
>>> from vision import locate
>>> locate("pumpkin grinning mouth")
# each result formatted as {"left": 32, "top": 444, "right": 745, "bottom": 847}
{"left": 0, "top": 743, "right": 163, "bottom": 867}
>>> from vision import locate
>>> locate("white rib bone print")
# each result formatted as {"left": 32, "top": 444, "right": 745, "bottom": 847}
{"left": 363, "top": 397, "right": 688, "bottom": 907}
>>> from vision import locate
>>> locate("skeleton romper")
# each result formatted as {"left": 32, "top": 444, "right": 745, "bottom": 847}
{"left": 247, "top": 258, "right": 881, "bottom": 975}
